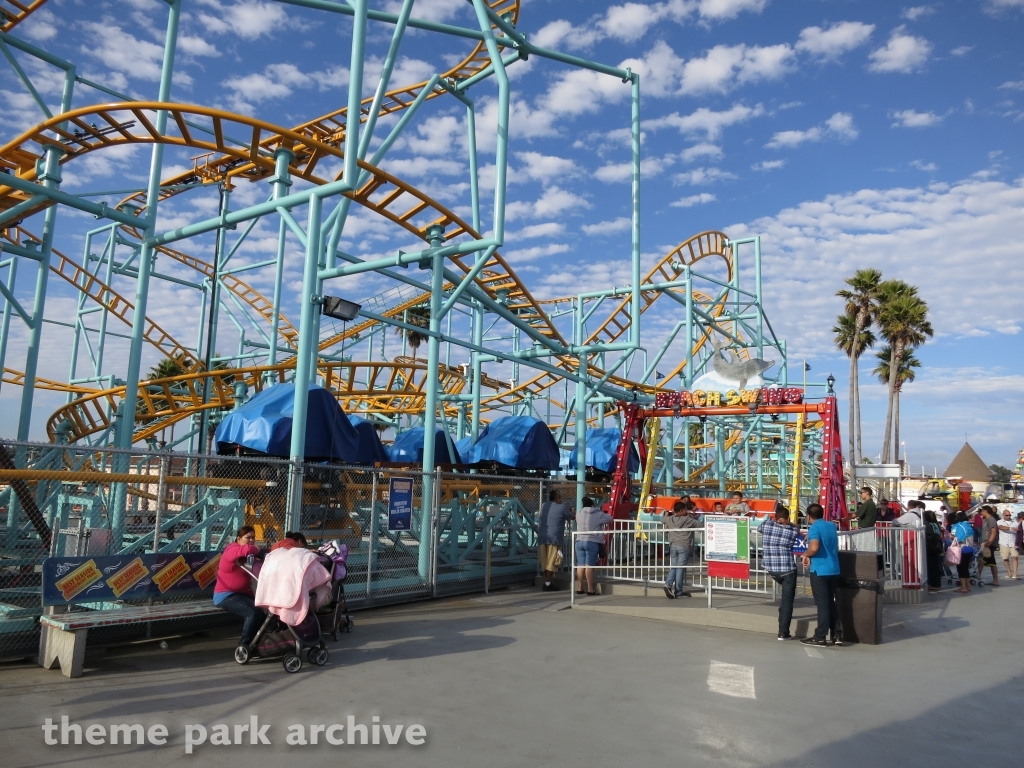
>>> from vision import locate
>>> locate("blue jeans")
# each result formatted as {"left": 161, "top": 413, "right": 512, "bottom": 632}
{"left": 218, "top": 592, "right": 266, "bottom": 646}
{"left": 770, "top": 570, "right": 797, "bottom": 636}
{"left": 665, "top": 544, "right": 690, "bottom": 596}
{"left": 576, "top": 540, "right": 600, "bottom": 567}
{"left": 809, "top": 572, "right": 839, "bottom": 641}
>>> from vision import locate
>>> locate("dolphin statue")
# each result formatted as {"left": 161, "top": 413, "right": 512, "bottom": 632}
{"left": 709, "top": 334, "right": 775, "bottom": 391}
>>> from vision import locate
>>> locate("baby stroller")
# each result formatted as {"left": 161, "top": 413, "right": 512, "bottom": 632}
{"left": 235, "top": 552, "right": 331, "bottom": 673}
{"left": 314, "top": 540, "right": 354, "bottom": 641}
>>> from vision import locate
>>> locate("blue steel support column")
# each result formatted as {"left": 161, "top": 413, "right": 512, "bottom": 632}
{"left": 629, "top": 74, "right": 641, "bottom": 349}
{"left": 198, "top": 185, "right": 231, "bottom": 447}
{"left": 0, "top": 259, "right": 17, "bottom": 396}
{"left": 114, "top": 0, "right": 180, "bottom": 448}
{"left": 285, "top": 194, "right": 324, "bottom": 531}
{"left": 268, "top": 148, "right": 293, "bottom": 371}
{"left": 684, "top": 266, "right": 694, "bottom": 388}
{"left": 418, "top": 225, "right": 446, "bottom": 582}
{"left": 754, "top": 236, "right": 763, "bottom": 358}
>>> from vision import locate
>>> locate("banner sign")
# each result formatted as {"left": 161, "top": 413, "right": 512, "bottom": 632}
{"left": 43, "top": 551, "right": 221, "bottom": 606}
{"left": 655, "top": 387, "right": 803, "bottom": 409}
{"left": 387, "top": 476, "right": 414, "bottom": 532}
{"left": 705, "top": 515, "right": 750, "bottom": 579}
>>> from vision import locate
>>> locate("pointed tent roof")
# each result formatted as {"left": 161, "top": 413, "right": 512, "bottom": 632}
{"left": 944, "top": 442, "right": 993, "bottom": 482}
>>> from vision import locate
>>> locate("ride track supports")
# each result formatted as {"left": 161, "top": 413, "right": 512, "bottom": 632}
{"left": 419, "top": 225, "right": 446, "bottom": 582}
{"left": 198, "top": 185, "right": 231, "bottom": 448}
{"left": 268, "top": 148, "right": 294, "bottom": 371}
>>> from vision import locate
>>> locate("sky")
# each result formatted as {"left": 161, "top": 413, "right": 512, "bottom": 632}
{"left": 0, "top": 0, "right": 1022, "bottom": 471}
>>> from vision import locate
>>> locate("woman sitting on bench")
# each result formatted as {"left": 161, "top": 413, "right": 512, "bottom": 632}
{"left": 214, "top": 526, "right": 266, "bottom": 647}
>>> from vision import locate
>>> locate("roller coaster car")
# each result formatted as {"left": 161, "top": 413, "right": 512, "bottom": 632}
{"left": 462, "top": 462, "right": 552, "bottom": 478}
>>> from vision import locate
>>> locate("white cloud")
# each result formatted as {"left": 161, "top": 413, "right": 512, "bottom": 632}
{"left": 951, "top": 46, "right": 974, "bottom": 57}
{"left": 505, "top": 186, "right": 591, "bottom": 221}
{"left": 998, "top": 80, "right": 1024, "bottom": 90}
{"left": 796, "top": 22, "right": 875, "bottom": 61}
{"left": 647, "top": 103, "right": 765, "bottom": 139}
{"left": 673, "top": 167, "right": 736, "bottom": 185}
{"left": 910, "top": 160, "right": 938, "bottom": 172}
{"left": 670, "top": 193, "right": 717, "bottom": 208}
{"left": 504, "top": 243, "right": 571, "bottom": 263}
{"left": 677, "top": 43, "right": 795, "bottom": 95}
{"left": 868, "top": 27, "right": 933, "bottom": 73}
{"left": 178, "top": 35, "right": 221, "bottom": 58}
{"left": 766, "top": 112, "right": 858, "bottom": 148}
{"left": 696, "top": 0, "right": 768, "bottom": 20}
{"left": 594, "top": 156, "right": 673, "bottom": 183}
{"left": 515, "top": 152, "right": 579, "bottom": 185}
{"left": 726, "top": 175, "right": 1024, "bottom": 358}
{"left": 891, "top": 109, "right": 943, "bottom": 128}
{"left": 680, "top": 143, "right": 724, "bottom": 163}
{"left": 198, "top": 1, "right": 289, "bottom": 40}
{"left": 221, "top": 62, "right": 347, "bottom": 112}
{"left": 984, "top": 0, "right": 1024, "bottom": 13}
{"left": 384, "top": 0, "right": 464, "bottom": 23}
{"left": 515, "top": 222, "right": 566, "bottom": 240}
{"left": 901, "top": 6, "right": 936, "bottom": 21}
{"left": 752, "top": 159, "right": 786, "bottom": 171}
{"left": 80, "top": 20, "right": 167, "bottom": 82}
{"left": 19, "top": 8, "right": 58, "bottom": 41}
{"left": 582, "top": 217, "right": 632, "bottom": 236}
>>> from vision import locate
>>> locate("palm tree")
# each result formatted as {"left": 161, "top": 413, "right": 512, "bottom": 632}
{"left": 395, "top": 306, "right": 430, "bottom": 356}
{"left": 832, "top": 313, "right": 875, "bottom": 463}
{"left": 836, "top": 268, "right": 882, "bottom": 467}
{"left": 876, "top": 283, "right": 932, "bottom": 466}
{"left": 873, "top": 345, "right": 920, "bottom": 471}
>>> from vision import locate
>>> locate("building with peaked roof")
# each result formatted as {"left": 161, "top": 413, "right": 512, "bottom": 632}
{"left": 944, "top": 442, "right": 993, "bottom": 489}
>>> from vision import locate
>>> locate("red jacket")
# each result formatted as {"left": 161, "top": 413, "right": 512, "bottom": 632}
{"left": 214, "top": 542, "right": 260, "bottom": 596}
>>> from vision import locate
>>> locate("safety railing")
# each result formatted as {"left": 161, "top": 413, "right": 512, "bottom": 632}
{"left": 839, "top": 523, "right": 925, "bottom": 590}
{"left": 568, "top": 520, "right": 778, "bottom": 608}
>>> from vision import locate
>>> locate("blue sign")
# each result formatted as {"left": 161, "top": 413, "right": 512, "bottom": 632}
{"left": 42, "top": 551, "right": 221, "bottom": 607}
{"left": 388, "top": 476, "right": 414, "bottom": 531}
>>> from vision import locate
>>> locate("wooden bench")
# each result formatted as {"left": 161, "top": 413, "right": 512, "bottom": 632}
{"left": 40, "top": 602, "right": 225, "bottom": 678}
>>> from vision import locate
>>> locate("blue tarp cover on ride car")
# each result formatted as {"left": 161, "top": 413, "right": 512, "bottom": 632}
{"left": 389, "top": 427, "right": 462, "bottom": 464}
{"left": 461, "top": 415, "right": 560, "bottom": 470}
{"left": 347, "top": 415, "right": 391, "bottom": 465}
{"left": 568, "top": 428, "right": 640, "bottom": 474}
{"left": 214, "top": 382, "right": 360, "bottom": 462}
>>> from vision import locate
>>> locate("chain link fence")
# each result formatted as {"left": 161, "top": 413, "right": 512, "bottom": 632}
{"left": 1, "top": 441, "right": 616, "bottom": 659}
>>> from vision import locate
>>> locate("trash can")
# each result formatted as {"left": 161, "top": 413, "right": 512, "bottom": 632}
{"left": 836, "top": 551, "right": 884, "bottom": 645}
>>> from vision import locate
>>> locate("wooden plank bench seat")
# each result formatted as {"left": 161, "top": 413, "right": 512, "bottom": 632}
{"left": 40, "top": 602, "right": 224, "bottom": 678}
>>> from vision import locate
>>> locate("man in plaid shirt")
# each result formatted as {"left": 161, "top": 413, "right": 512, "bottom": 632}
{"left": 760, "top": 505, "right": 800, "bottom": 640}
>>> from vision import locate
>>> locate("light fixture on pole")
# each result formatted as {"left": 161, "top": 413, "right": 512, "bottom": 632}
{"left": 321, "top": 296, "right": 362, "bottom": 366}
{"left": 826, "top": 373, "right": 835, "bottom": 395}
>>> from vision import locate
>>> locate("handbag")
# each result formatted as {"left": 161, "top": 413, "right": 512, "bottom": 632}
{"left": 944, "top": 539, "right": 961, "bottom": 566}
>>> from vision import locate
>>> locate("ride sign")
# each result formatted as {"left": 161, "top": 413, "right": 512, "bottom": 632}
{"left": 387, "top": 476, "right": 414, "bottom": 532}
{"left": 704, "top": 515, "right": 751, "bottom": 579}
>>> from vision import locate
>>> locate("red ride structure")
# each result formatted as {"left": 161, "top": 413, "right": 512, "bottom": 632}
{"left": 604, "top": 392, "right": 849, "bottom": 526}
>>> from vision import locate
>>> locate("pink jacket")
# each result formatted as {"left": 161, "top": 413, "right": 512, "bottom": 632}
{"left": 254, "top": 547, "right": 330, "bottom": 625}
{"left": 215, "top": 542, "right": 260, "bottom": 596}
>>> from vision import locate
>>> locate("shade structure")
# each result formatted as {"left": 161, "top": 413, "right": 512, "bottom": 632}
{"left": 389, "top": 427, "right": 462, "bottom": 465}
{"left": 569, "top": 428, "right": 640, "bottom": 474}
{"left": 214, "top": 381, "right": 360, "bottom": 462}
{"left": 347, "top": 415, "right": 391, "bottom": 465}
{"left": 460, "top": 415, "right": 560, "bottom": 471}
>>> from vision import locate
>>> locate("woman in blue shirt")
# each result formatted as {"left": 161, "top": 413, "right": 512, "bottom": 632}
{"left": 951, "top": 512, "right": 976, "bottom": 593}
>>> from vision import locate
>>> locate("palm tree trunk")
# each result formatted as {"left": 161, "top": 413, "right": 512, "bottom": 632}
{"left": 848, "top": 350, "right": 856, "bottom": 472}
{"left": 894, "top": 388, "right": 901, "bottom": 472}
{"left": 881, "top": 341, "right": 901, "bottom": 465}
{"left": 854, "top": 360, "right": 863, "bottom": 465}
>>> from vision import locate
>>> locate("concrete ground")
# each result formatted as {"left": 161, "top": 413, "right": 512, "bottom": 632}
{"left": 2, "top": 578, "right": 1022, "bottom": 768}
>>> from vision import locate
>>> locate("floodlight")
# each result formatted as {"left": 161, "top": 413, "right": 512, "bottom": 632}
{"left": 322, "top": 296, "right": 361, "bottom": 321}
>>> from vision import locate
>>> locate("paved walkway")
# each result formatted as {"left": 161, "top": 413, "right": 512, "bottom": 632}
{"left": 2, "top": 580, "right": 1022, "bottom": 767}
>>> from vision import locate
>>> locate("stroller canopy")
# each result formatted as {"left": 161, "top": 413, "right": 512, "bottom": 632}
{"left": 569, "top": 428, "right": 640, "bottom": 474}
{"left": 460, "top": 415, "right": 560, "bottom": 471}
{"left": 214, "top": 381, "right": 360, "bottom": 462}
{"left": 389, "top": 427, "right": 462, "bottom": 464}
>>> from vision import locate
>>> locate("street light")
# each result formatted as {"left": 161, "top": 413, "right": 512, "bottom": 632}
{"left": 826, "top": 373, "right": 835, "bottom": 395}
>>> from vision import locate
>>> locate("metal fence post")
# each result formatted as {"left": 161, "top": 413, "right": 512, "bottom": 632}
{"left": 430, "top": 467, "right": 442, "bottom": 596}
{"left": 366, "top": 470, "right": 378, "bottom": 598}
{"left": 152, "top": 452, "right": 168, "bottom": 554}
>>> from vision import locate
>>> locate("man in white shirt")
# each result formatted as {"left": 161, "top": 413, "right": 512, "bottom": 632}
{"left": 996, "top": 507, "right": 1020, "bottom": 580}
